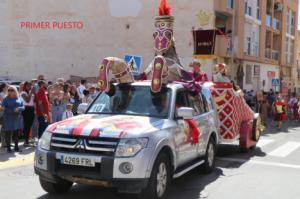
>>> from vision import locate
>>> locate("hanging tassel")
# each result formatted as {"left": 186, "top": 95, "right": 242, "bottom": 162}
{"left": 185, "top": 119, "right": 200, "bottom": 145}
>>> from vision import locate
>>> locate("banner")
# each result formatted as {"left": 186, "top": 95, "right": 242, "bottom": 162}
{"left": 192, "top": 29, "right": 217, "bottom": 56}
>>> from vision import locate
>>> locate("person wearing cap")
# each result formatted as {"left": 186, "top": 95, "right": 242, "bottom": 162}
{"left": 213, "top": 63, "right": 231, "bottom": 83}
{"left": 188, "top": 61, "right": 208, "bottom": 82}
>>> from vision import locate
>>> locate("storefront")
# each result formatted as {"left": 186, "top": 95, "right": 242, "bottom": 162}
{"left": 243, "top": 61, "right": 280, "bottom": 92}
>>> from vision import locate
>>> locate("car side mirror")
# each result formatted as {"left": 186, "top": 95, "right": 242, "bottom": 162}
{"left": 176, "top": 107, "right": 194, "bottom": 119}
{"left": 77, "top": 103, "right": 89, "bottom": 115}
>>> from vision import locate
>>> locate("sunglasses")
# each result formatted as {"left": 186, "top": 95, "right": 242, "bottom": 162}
{"left": 8, "top": 89, "right": 15, "bottom": 92}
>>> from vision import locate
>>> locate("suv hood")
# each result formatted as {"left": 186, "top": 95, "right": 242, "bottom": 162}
{"left": 47, "top": 114, "right": 167, "bottom": 138}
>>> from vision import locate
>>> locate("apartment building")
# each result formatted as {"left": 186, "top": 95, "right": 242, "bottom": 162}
{"left": 296, "top": 31, "right": 300, "bottom": 92}
{"left": 213, "top": 0, "right": 298, "bottom": 93}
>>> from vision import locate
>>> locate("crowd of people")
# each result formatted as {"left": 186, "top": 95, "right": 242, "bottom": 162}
{"left": 243, "top": 88, "right": 294, "bottom": 130}
{"left": 0, "top": 75, "right": 99, "bottom": 153}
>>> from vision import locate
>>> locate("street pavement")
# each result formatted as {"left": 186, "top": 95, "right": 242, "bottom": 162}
{"left": 0, "top": 120, "right": 300, "bottom": 199}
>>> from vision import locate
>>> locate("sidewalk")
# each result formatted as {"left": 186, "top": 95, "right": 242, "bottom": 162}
{"left": 0, "top": 143, "right": 35, "bottom": 170}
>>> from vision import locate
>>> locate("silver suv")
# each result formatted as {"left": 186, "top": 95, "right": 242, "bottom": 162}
{"left": 34, "top": 82, "right": 219, "bottom": 199}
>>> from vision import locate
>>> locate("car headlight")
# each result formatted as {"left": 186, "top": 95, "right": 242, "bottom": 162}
{"left": 115, "top": 138, "right": 148, "bottom": 157}
{"left": 38, "top": 131, "right": 52, "bottom": 151}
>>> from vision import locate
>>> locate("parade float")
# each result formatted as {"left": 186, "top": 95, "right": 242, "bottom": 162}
{"left": 97, "top": 0, "right": 262, "bottom": 150}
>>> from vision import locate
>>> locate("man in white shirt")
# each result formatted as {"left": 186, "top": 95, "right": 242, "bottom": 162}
{"left": 77, "top": 79, "right": 87, "bottom": 99}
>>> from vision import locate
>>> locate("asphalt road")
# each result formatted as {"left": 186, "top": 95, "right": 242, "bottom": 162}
{"left": 1, "top": 120, "right": 300, "bottom": 199}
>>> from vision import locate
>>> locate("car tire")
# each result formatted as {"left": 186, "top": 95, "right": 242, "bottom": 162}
{"left": 139, "top": 152, "right": 171, "bottom": 199}
{"left": 39, "top": 177, "right": 73, "bottom": 194}
{"left": 201, "top": 137, "right": 216, "bottom": 174}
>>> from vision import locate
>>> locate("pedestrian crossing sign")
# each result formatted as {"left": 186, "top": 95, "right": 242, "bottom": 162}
{"left": 272, "top": 78, "right": 280, "bottom": 86}
{"left": 124, "top": 55, "right": 142, "bottom": 76}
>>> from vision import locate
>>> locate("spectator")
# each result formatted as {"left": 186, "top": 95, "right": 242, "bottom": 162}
{"left": 0, "top": 83, "right": 8, "bottom": 148}
{"left": 288, "top": 93, "right": 297, "bottom": 120}
{"left": 36, "top": 81, "right": 50, "bottom": 138}
{"left": 62, "top": 83, "right": 71, "bottom": 109}
{"left": 267, "top": 91, "right": 275, "bottom": 117}
{"left": 82, "top": 90, "right": 93, "bottom": 104}
{"left": 77, "top": 79, "right": 87, "bottom": 99}
{"left": 62, "top": 104, "right": 74, "bottom": 120}
{"left": 1, "top": 86, "right": 24, "bottom": 152}
{"left": 70, "top": 85, "right": 81, "bottom": 115}
{"left": 20, "top": 81, "right": 35, "bottom": 147}
{"left": 89, "top": 85, "right": 98, "bottom": 100}
{"left": 49, "top": 83, "right": 64, "bottom": 123}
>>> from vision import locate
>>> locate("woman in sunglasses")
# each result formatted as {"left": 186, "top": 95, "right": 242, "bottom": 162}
{"left": 0, "top": 86, "right": 24, "bottom": 152}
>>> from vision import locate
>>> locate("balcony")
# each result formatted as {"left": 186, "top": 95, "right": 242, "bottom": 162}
{"left": 215, "top": 35, "right": 231, "bottom": 57}
{"left": 265, "top": 48, "right": 279, "bottom": 61}
{"left": 265, "top": 48, "right": 271, "bottom": 59}
{"left": 266, "top": 15, "right": 271, "bottom": 27}
{"left": 272, "top": 50, "right": 279, "bottom": 60}
{"left": 246, "top": 43, "right": 259, "bottom": 57}
{"left": 214, "top": 0, "right": 234, "bottom": 15}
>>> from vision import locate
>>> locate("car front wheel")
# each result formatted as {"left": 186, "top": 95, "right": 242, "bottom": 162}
{"left": 139, "top": 152, "right": 171, "bottom": 199}
{"left": 39, "top": 177, "right": 73, "bottom": 194}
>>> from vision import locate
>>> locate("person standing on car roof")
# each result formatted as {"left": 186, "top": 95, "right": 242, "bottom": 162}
{"left": 213, "top": 63, "right": 231, "bottom": 83}
{"left": 188, "top": 61, "right": 208, "bottom": 82}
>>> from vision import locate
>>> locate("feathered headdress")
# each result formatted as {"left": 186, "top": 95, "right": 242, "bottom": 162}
{"left": 155, "top": 0, "right": 174, "bottom": 29}
{"left": 158, "top": 0, "right": 171, "bottom": 16}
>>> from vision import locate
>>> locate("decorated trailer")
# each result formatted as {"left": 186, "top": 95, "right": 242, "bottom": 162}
{"left": 206, "top": 82, "right": 262, "bottom": 151}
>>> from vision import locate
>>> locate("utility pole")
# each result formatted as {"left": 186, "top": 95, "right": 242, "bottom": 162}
{"left": 231, "top": 0, "right": 236, "bottom": 80}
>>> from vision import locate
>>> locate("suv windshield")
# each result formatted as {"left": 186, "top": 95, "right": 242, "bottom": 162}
{"left": 88, "top": 85, "right": 171, "bottom": 118}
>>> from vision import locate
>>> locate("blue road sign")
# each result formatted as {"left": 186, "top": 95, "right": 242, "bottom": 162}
{"left": 272, "top": 78, "right": 280, "bottom": 87}
{"left": 124, "top": 55, "right": 142, "bottom": 76}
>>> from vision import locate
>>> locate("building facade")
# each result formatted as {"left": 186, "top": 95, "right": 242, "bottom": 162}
{"left": 0, "top": 0, "right": 215, "bottom": 81}
{"left": 212, "top": 0, "right": 298, "bottom": 93}
{"left": 0, "top": 0, "right": 298, "bottom": 93}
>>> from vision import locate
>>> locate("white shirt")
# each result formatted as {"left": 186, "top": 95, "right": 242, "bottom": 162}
{"left": 213, "top": 72, "right": 231, "bottom": 83}
{"left": 82, "top": 96, "right": 93, "bottom": 104}
{"left": 62, "top": 110, "right": 74, "bottom": 120}
{"left": 77, "top": 84, "right": 86, "bottom": 99}
{"left": 20, "top": 91, "right": 35, "bottom": 107}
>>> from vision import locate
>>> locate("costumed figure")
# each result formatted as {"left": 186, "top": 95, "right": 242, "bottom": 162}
{"left": 274, "top": 96, "right": 286, "bottom": 130}
{"left": 213, "top": 63, "right": 231, "bottom": 83}
{"left": 188, "top": 61, "right": 208, "bottom": 82}
{"left": 98, "top": 57, "right": 134, "bottom": 93}
{"left": 142, "top": 0, "right": 192, "bottom": 93}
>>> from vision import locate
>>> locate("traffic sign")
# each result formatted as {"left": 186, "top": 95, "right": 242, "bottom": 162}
{"left": 124, "top": 55, "right": 142, "bottom": 76}
{"left": 272, "top": 78, "right": 280, "bottom": 86}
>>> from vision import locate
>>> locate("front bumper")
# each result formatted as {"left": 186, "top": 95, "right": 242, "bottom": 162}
{"left": 34, "top": 148, "right": 150, "bottom": 193}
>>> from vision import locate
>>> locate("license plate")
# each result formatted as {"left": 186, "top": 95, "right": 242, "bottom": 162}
{"left": 60, "top": 155, "right": 95, "bottom": 167}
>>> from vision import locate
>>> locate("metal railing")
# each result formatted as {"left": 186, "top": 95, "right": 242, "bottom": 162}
{"left": 265, "top": 48, "right": 271, "bottom": 59}
{"left": 271, "top": 50, "right": 279, "bottom": 60}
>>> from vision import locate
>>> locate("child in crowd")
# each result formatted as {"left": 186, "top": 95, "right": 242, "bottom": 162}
{"left": 62, "top": 103, "right": 74, "bottom": 120}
